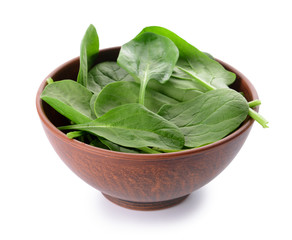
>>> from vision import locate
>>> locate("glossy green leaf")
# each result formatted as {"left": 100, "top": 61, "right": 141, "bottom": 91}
{"left": 117, "top": 32, "right": 179, "bottom": 105}
{"left": 41, "top": 80, "right": 95, "bottom": 124}
{"left": 90, "top": 92, "right": 99, "bottom": 115}
{"left": 158, "top": 88, "right": 249, "bottom": 148}
{"left": 87, "top": 61, "right": 133, "bottom": 93}
{"left": 147, "top": 78, "right": 204, "bottom": 102}
{"left": 140, "top": 27, "right": 268, "bottom": 128}
{"left": 42, "top": 24, "right": 267, "bottom": 155}
{"left": 77, "top": 24, "right": 99, "bottom": 87}
{"left": 59, "top": 103, "right": 184, "bottom": 149}
{"left": 94, "top": 81, "right": 178, "bottom": 116}
{"left": 139, "top": 26, "right": 236, "bottom": 89}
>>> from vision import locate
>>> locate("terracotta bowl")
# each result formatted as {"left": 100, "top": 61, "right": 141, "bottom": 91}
{"left": 36, "top": 47, "right": 258, "bottom": 210}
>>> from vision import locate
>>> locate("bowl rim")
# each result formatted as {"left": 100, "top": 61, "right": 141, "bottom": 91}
{"left": 36, "top": 46, "right": 258, "bottom": 160}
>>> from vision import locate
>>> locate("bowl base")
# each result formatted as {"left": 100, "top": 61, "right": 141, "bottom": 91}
{"left": 102, "top": 193, "right": 189, "bottom": 211}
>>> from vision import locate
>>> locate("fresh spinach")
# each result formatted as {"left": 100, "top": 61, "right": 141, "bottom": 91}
{"left": 93, "top": 81, "right": 178, "bottom": 116}
{"left": 87, "top": 61, "right": 133, "bottom": 93}
{"left": 59, "top": 103, "right": 185, "bottom": 150}
{"left": 147, "top": 78, "right": 204, "bottom": 102}
{"left": 158, "top": 88, "right": 249, "bottom": 148}
{"left": 139, "top": 26, "right": 268, "bottom": 128}
{"left": 77, "top": 24, "right": 99, "bottom": 87}
{"left": 89, "top": 92, "right": 99, "bottom": 115}
{"left": 139, "top": 26, "right": 236, "bottom": 90}
{"left": 117, "top": 32, "right": 179, "bottom": 105}
{"left": 40, "top": 24, "right": 267, "bottom": 154}
{"left": 98, "top": 137, "right": 141, "bottom": 153}
{"left": 41, "top": 80, "right": 95, "bottom": 124}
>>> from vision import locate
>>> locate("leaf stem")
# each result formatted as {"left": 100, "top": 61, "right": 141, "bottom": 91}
{"left": 152, "top": 147, "right": 184, "bottom": 153}
{"left": 177, "top": 66, "right": 215, "bottom": 91}
{"left": 139, "top": 65, "right": 150, "bottom": 105}
{"left": 58, "top": 125, "right": 74, "bottom": 130}
{"left": 248, "top": 108, "right": 269, "bottom": 128}
{"left": 46, "top": 77, "right": 54, "bottom": 85}
{"left": 139, "top": 81, "right": 146, "bottom": 105}
{"left": 66, "top": 131, "right": 84, "bottom": 139}
{"left": 138, "top": 147, "right": 161, "bottom": 154}
{"left": 248, "top": 99, "right": 261, "bottom": 108}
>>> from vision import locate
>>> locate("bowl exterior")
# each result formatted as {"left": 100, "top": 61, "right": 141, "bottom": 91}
{"left": 36, "top": 47, "right": 258, "bottom": 206}
{"left": 40, "top": 121, "right": 252, "bottom": 202}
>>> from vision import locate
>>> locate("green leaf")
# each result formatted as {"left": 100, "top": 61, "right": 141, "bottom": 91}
{"left": 41, "top": 80, "right": 95, "bottom": 124}
{"left": 99, "top": 138, "right": 140, "bottom": 153}
{"left": 117, "top": 32, "right": 179, "bottom": 105}
{"left": 139, "top": 26, "right": 236, "bottom": 89}
{"left": 147, "top": 78, "right": 204, "bottom": 102}
{"left": 66, "top": 131, "right": 85, "bottom": 139}
{"left": 59, "top": 103, "right": 184, "bottom": 149}
{"left": 87, "top": 61, "right": 133, "bottom": 93}
{"left": 90, "top": 92, "right": 99, "bottom": 116}
{"left": 77, "top": 24, "right": 99, "bottom": 87}
{"left": 89, "top": 138, "right": 110, "bottom": 150}
{"left": 158, "top": 89, "right": 249, "bottom": 148}
{"left": 140, "top": 26, "right": 268, "bottom": 128}
{"left": 94, "top": 81, "right": 178, "bottom": 116}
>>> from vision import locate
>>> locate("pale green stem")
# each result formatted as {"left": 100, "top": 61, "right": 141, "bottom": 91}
{"left": 66, "top": 131, "right": 84, "bottom": 139}
{"left": 248, "top": 108, "right": 269, "bottom": 128}
{"left": 139, "top": 65, "right": 150, "bottom": 105}
{"left": 138, "top": 147, "right": 161, "bottom": 154}
{"left": 152, "top": 147, "right": 184, "bottom": 153}
{"left": 139, "top": 81, "right": 147, "bottom": 105}
{"left": 46, "top": 77, "right": 54, "bottom": 85}
{"left": 248, "top": 99, "right": 261, "bottom": 108}
{"left": 177, "top": 66, "right": 215, "bottom": 91}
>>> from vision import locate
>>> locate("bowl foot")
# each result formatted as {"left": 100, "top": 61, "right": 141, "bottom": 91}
{"left": 102, "top": 193, "right": 189, "bottom": 211}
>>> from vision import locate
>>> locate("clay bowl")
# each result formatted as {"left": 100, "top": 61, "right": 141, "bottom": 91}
{"left": 36, "top": 47, "right": 258, "bottom": 210}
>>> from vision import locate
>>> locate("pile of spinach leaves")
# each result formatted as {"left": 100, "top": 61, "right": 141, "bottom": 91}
{"left": 41, "top": 24, "right": 268, "bottom": 154}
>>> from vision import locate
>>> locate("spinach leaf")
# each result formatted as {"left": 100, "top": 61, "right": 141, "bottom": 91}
{"left": 99, "top": 138, "right": 140, "bottom": 153}
{"left": 77, "top": 24, "right": 99, "bottom": 87}
{"left": 90, "top": 92, "right": 99, "bottom": 115}
{"left": 166, "top": 73, "right": 209, "bottom": 91}
{"left": 41, "top": 80, "right": 95, "bottom": 124}
{"left": 87, "top": 61, "right": 133, "bottom": 93}
{"left": 158, "top": 88, "right": 249, "bottom": 148}
{"left": 93, "top": 81, "right": 178, "bottom": 116}
{"left": 117, "top": 32, "right": 179, "bottom": 105}
{"left": 139, "top": 26, "right": 268, "bottom": 128}
{"left": 41, "top": 24, "right": 267, "bottom": 154}
{"left": 139, "top": 26, "right": 236, "bottom": 89}
{"left": 147, "top": 78, "right": 204, "bottom": 102}
{"left": 59, "top": 103, "right": 184, "bottom": 149}
{"left": 89, "top": 138, "right": 110, "bottom": 150}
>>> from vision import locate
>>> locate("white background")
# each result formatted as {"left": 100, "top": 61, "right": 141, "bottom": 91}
{"left": 1, "top": 0, "right": 291, "bottom": 239}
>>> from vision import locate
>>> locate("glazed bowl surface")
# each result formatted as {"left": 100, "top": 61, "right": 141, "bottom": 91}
{"left": 36, "top": 47, "right": 258, "bottom": 210}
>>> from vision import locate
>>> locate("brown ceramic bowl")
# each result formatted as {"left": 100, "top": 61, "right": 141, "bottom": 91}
{"left": 36, "top": 47, "right": 258, "bottom": 210}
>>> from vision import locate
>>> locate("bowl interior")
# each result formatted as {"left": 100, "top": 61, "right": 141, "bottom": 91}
{"left": 38, "top": 47, "right": 258, "bottom": 148}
